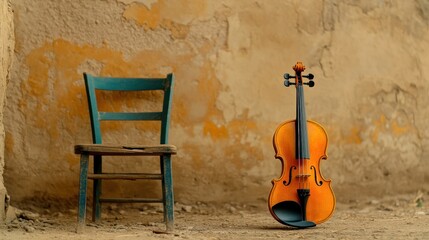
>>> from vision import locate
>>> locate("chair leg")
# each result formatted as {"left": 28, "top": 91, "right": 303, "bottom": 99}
{"left": 161, "top": 155, "right": 174, "bottom": 231}
{"left": 77, "top": 154, "right": 89, "bottom": 233}
{"left": 92, "top": 155, "right": 102, "bottom": 222}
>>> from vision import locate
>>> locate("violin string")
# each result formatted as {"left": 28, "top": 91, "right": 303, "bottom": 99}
{"left": 302, "top": 82, "right": 308, "bottom": 190}
{"left": 297, "top": 83, "right": 301, "bottom": 190}
{"left": 303, "top": 83, "right": 307, "bottom": 190}
{"left": 298, "top": 79, "right": 308, "bottom": 190}
{"left": 300, "top": 83, "right": 303, "bottom": 190}
{"left": 297, "top": 83, "right": 304, "bottom": 188}
{"left": 301, "top": 85, "right": 305, "bottom": 189}
{"left": 302, "top": 84, "right": 307, "bottom": 190}
{"left": 300, "top": 85, "right": 303, "bottom": 189}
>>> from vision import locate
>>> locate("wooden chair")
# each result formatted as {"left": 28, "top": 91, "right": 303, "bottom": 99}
{"left": 75, "top": 73, "right": 176, "bottom": 232}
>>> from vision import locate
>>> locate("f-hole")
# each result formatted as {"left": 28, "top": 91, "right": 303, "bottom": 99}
{"left": 310, "top": 166, "right": 323, "bottom": 186}
{"left": 282, "top": 166, "right": 296, "bottom": 186}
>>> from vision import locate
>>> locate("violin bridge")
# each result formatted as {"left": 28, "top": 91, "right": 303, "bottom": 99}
{"left": 295, "top": 174, "right": 311, "bottom": 178}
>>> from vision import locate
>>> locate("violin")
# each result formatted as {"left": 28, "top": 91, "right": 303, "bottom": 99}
{"left": 268, "top": 62, "right": 335, "bottom": 228}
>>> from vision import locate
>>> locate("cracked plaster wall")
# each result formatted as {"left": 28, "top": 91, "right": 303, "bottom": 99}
{"left": 0, "top": 0, "right": 13, "bottom": 222}
{"left": 3, "top": 0, "right": 429, "bottom": 207}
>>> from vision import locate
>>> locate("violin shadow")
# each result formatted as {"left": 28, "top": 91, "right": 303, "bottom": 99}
{"left": 251, "top": 224, "right": 309, "bottom": 231}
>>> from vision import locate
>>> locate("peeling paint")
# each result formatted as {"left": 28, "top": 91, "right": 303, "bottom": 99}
{"left": 117, "top": 0, "right": 158, "bottom": 9}
{"left": 122, "top": 0, "right": 206, "bottom": 30}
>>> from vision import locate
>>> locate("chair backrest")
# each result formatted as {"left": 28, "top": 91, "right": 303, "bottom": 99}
{"left": 83, "top": 73, "right": 174, "bottom": 144}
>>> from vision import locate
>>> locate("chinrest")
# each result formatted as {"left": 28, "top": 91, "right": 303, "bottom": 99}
{"left": 272, "top": 201, "right": 316, "bottom": 228}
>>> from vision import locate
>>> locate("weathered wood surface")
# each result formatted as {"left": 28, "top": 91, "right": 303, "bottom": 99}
{"left": 99, "top": 197, "right": 164, "bottom": 203}
{"left": 87, "top": 173, "right": 163, "bottom": 180}
{"left": 74, "top": 144, "right": 177, "bottom": 155}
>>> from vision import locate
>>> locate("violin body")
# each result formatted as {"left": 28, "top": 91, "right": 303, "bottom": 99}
{"left": 268, "top": 62, "right": 335, "bottom": 228}
{"left": 268, "top": 119, "right": 335, "bottom": 225}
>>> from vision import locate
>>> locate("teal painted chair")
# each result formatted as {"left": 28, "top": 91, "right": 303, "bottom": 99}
{"left": 75, "top": 73, "right": 176, "bottom": 232}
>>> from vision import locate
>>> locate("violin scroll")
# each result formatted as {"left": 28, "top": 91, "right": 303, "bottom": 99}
{"left": 283, "top": 62, "right": 315, "bottom": 88}
{"left": 292, "top": 62, "right": 306, "bottom": 72}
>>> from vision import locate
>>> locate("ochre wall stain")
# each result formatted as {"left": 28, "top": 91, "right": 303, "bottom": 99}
{"left": 370, "top": 114, "right": 414, "bottom": 143}
{"left": 344, "top": 126, "right": 363, "bottom": 144}
{"left": 203, "top": 121, "right": 228, "bottom": 139}
{"left": 391, "top": 120, "right": 411, "bottom": 136}
{"left": 8, "top": 35, "right": 265, "bottom": 200}
{"left": 21, "top": 37, "right": 224, "bottom": 151}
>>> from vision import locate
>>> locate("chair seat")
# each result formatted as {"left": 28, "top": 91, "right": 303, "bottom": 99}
{"left": 75, "top": 144, "right": 177, "bottom": 156}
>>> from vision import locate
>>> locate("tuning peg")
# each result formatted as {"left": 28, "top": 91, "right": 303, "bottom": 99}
{"left": 284, "top": 80, "right": 296, "bottom": 87}
{"left": 284, "top": 73, "right": 295, "bottom": 79}
{"left": 303, "top": 73, "right": 314, "bottom": 80}
{"left": 304, "top": 80, "right": 315, "bottom": 87}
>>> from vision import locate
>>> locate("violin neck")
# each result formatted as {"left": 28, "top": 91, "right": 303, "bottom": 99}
{"left": 295, "top": 84, "right": 310, "bottom": 159}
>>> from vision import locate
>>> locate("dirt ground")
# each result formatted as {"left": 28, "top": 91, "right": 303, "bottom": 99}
{"left": 1, "top": 192, "right": 428, "bottom": 240}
